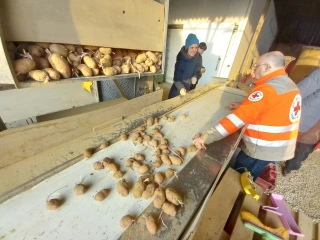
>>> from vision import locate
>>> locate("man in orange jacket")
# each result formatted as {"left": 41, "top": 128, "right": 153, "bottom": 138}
{"left": 194, "top": 51, "right": 301, "bottom": 180}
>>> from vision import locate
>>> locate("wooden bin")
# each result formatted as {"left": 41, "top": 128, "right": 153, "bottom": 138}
{"left": 0, "top": 0, "right": 168, "bottom": 88}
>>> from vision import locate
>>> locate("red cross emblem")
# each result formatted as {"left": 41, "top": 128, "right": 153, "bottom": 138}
{"left": 249, "top": 91, "right": 263, "bottom": 101}
{"left": 294, "top": 101, "right": 301, "bottom": 115}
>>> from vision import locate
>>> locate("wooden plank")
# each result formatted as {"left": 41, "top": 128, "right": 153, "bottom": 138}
{"left": 0, "top": 0, "right": 164, "bottom": 51}
{"left": 317, "top": 223, "right": 319, "bottom": 240}
{"left": 0, "top": 90, "right": 162, "bottom": 169}
{"left": 0, "top": 82, "right": 98, "bottom": 123}
{"left": 297, "top": 211, "right": 316, "bottom": 240}
{"left": 192, "top": 169, "right": 242, "bottom": 240}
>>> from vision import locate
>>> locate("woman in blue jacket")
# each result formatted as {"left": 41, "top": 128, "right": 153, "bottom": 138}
{"left": 168, "top": 33, "right": 199, "bottom": 99}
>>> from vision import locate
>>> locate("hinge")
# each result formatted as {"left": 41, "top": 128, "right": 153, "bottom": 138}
{"left": 233, "top": 24, "right": 239, "bottom": 34}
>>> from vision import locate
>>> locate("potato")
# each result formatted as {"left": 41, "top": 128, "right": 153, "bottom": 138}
{"left": 162, "top": 115, "right": 168, "bottom": 120}
{"left": 100, "top": 56, "right": 112, "bottom": 67}
{"left": 175, "top": 150, "right": 182, "bottom": 157}
{"left": 63, "top": 44, "right": 76, "bottom": 51}
{"left": 92, "top": 68, "right": 100, "bottom": 76}
{"left": 155, "top": 125, "right": 162, "bottom": 130}
{"left": 187, "top": 145, "right": 198, "bottom": 152}
{"left": 156, "top": 65, "right": 161, "bottom": 71}
{"left": 99, "top": 47, "right": 112, "bottom": 55}
{"left": 125, "top": 158, "right": 134, "bottom": 167}
{"left": 100, "top": 142, "right": 109, "bottom": 149}
{"left": 94, "top": 50, "right": 104, "bottom": 59}
{"left": 150, "top": 65, "right": 157, "bottom": 73}
{"left": 132, "top": 132, "right": 141, "bottom": 141}
{"left": 161, "top": 139, "right": 168, "bottom": 145}
{"left": 140, "top": 132, "right": 146, "bottom": 137}
{"left": 16, "top": 74, "right": 27, "bottom": 82}
{"left": 83, "top": 56, "right": 97, "bottom": 69}
{"left": 133, "top": 63, "right": 144, "bottom": 73}
{"left": 128, "top": 51, "right": 137, "bottom": 59}
{"left": 132, "top": 160, "right": 141, "bottom": 168}
{"left": 84, "top": 45, "right": 99, "bottom": 51}
{"left": 49, "top": 44, "right": 68, "bottom": 57}
{"left": 153, "top": 188, "right": 166, "bottom": 209}
{"left": 116, "top": 179, "right": 130, "bottom": 197}
{"left": 138, "top": 165, "right": 149, "bottom": 175}
{"left": 94, "top": 189, "right": 110, "bottom": 202}
{"left": 168, "top": 116, "right": 175, "bottom": 122}
{"left": 43, "top": 68, "right": 61, "bottom": 80}
{"left": 134, "top": 153, "right": 145, "bottom": 161}
{"left": 146, "top": 215, "right": 158, "bottom": 235}
{"left": 113, "top": 65, "right": 121, "bottom": 74}
{"left": 155, "top": 132, "right": 164, "bottom": 138}
{"left": 158, "top": 144, "right": 168, "bottom": 150}
{"left": 180, "top": 114, "right": 187, "bottom": 119}
{"left": 153, "top": 160, "right": 162, "bottom": 168}
{"left": 16, "top": 42, "right": 30, "bottom": 54}
{"left": 33, "top": 57, "right": 50, "bottom": 69}
{"left": 154, "top": 172, "right": 164, "bottom": 184}
{"left": 165, "top": 168, "right": 175, "bottom": 178}
{"left": 84, "top": 148, "right": 93, "bottom": 158}
{"left": 113, "top": 170, "right": 124, "bottom": 178}
{"left": 72, "top": 61, "right": 80, "bottom": 68}
{"left": 162, "top": 149, "right": 170, "bottom": 155}
{"left": 6, "top": 41, "right": 16, "bottom": 52}
{"left": 137, "top": 126, "right": 146, "bottom": 131}
{"left": 103, "top": 67, "right": 117, "bottom": 76}
{"left": 114, "top": 49, "right": 123, "bottom": 58}
{"left": 93, "top": 161, "right": 104, "bottom": 170}
{"left": 46, "top": 199, "right": 61, "bottom": 210}
{"left": 142, "top": 183, "right": 157, "bottom": 199}
{"left": 160, "top": 155, "right": 171, "bottom": 165}
{"left": 74, "top": 184, "right": 86, "bottom": 195}
{"left": 14, "top": 58, "right": 36, "bottom": 74}
{"left": 113, "top": 59, "right": 122, "bottom": 67}
{"left": 144, "top": 135, "right": 152, "bottom": 142}
{"left": 140, "top": 63, "right": 149, "bottom": 72}
{"left": 120, "top": 215, "right": 134, "bottom": 228}
{"left": 154, "top": 149, "right": 161, "bottom": 157}
{"left": 178, "top": 147, "right": 186, "bottom": 157}
{"left": 35, "top": 42, "right": 50, "bottom": 49}
{"left": 157, "top": 60, "right": 162, "bottom": 66}
{"left": 102, "top": 157, "right": 113, "bottom": 167}
{"left": 136, "top": 53, "right": 147, "bottom": 63}
{"left": 162, "top": 202, "right": 177, "bottom": 217}
{"left": 133, "top": 180, "right": 146, "bottom": 198}
{"left": 169, "top": 156, "right": 183, "bottom": 166}
{"left": 28, "top": 44, "right": 45, "bottom": 57}
{"left": 150, "top": 129, "right": 159, "bottom": 135}
{"left": 137, "top": 137, "right": 143, "bottom": 144}
{"left": 194, "top": 133, "right": 202, "bottom": 139}
{"left": 48, "top": 53, "right": 71, "bottom": 78}
{"left": 29, "top": 70, "right": 49, "bottom": 82}
{"left": 68, "top": 52, "right": 81, "bottom": 62}
{"left": 150, "top": 139, "right": 158, "bottom": 148}
{"left": 106, "top": 162, "right": 118, "bottom": 173}
{"left": 77, "top": 64, "right": 93, "bottom": 77}
{"left": 121, "top": 64, "right": 130, "bottom": 74}
{"left": 145, "top": 58, "right": 154, "bottom": 67}
{"left": 166, "top": 188, "right": 183, "bottom": 206}
{"left": 120, "top": 133, "right": 128, "bottom": 140}
{"left": 146, "top": 51, "right": 159, "bottom": 63}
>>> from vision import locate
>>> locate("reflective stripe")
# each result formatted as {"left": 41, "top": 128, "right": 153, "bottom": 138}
{"left": 215, "top": 123, "right": 229, "bottom": 137}
{"left": 227, "top": 114, "right": 245, "bottom": 128}
{"left": 242, "top": 134, "right": 297, "bottom": 147}
{"left": 247, "top": 123, "right": 299, "bottom": 133}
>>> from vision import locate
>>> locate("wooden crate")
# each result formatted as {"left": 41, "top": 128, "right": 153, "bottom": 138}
{"left": 192, "top": 169, "right": 319, "bottom": 240}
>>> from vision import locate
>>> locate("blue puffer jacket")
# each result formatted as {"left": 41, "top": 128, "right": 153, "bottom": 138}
{"left": 298, "top": 68, "right": 320, "bottom": 133}
{"left": 168, "top": 47, "right": 196, "bottom": 99}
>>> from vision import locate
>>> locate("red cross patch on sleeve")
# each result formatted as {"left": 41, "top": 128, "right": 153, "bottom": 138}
{"left": 289, "top": 94, "right": 302, "bottom": 122}
{"left": 248, "top": 91, "right": 264, "bottom": 102}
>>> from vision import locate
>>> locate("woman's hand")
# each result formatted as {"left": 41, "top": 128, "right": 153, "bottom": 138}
{"left": 180, "top": 88, "right": 187, "bottom": 95}
{"left": 193, "top": 137, "right": 206, "bottom": 149}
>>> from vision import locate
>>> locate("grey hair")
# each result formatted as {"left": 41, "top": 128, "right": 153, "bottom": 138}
{"left": 262, "top": 51, "right": 285, "bottom": 69}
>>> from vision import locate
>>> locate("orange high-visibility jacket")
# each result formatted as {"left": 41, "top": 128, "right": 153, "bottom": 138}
{"left": 204, "top": 69, "right": 301, "bottom": 161}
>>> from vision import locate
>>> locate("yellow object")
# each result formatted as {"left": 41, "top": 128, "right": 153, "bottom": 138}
{"left": 82, "top": 81, "right": 93, "bottom": 93}
{"left": 241, "top": 211, "right": 289, "bottom": 239}
{"left": 241, "top": 171, "right": 260, "bottom": 200}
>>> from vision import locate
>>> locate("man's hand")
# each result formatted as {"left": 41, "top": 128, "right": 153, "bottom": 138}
{"left": 229, "top": 102, "right": 241, "bottom": 109}
{"left": 201, "top": 67, "right": 206, "bottom": 74}
{"left": 193, "top": 137, "right": 206, "bottom": 149}
{"left": 180, "top": 88, "right": 187, "bottom": 95}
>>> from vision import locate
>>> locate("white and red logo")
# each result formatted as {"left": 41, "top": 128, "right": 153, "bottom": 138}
{"left": 289, "top": 94, "right": 302, "bottom": 122}
{"left": 248, "top": 91, "right": 264, "bottom": 102}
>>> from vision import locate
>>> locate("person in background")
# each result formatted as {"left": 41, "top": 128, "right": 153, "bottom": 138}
{"left": 190, "top": 42, "right": 207, "bottom": 90}
{"left": 193, "top": 51, "right": 302, "bottom": 180}
{"left": 168, "top": 33, "right": 199, "bottom": 99}
{"left": 282, "top": 68, "right": 320, "bottom": 176}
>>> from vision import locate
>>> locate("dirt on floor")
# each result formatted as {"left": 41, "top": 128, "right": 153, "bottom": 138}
{"left": 274, "top": 152, "right": 320, "bottom": 223}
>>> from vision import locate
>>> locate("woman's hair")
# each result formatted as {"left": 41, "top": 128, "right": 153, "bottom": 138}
{"left": 199, "top": 42, "right": 207, "bottom": 51}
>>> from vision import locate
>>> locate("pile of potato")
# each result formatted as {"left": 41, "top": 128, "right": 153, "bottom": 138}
{"left": 46, "top": 114, "right": 198, "bottom": 236}
{"left": 6, "top": 41, "right": 162, "bottom": 83}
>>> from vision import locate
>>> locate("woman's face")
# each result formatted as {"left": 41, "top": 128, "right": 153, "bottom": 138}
{"left": 187, "top": 44, "right": 199, "bottom": 57}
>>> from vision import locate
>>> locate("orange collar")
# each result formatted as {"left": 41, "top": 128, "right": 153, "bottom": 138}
{"left": 254, "top": 69, "right": 287, "bottom": 86}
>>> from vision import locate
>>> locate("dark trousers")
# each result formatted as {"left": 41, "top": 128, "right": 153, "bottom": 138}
{"left": 233, "top": 150, "right": 274, "bottom": 181}
{"left": 284, "top": 142, "right": 315, "bottom": 171}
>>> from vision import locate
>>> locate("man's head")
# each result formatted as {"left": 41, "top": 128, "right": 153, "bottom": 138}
{"left": 251, "top": 51, "right": 285, "bottom": 80}
{"left": 198, "top": 42, "right": 207, "bottom": 55}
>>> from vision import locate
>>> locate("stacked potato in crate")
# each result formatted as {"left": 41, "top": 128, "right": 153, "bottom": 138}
{"left": 6, "top": 42, "right": 162, "bottom": 83}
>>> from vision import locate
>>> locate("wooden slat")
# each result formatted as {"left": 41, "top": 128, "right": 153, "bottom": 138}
{"left": 0, "top": 0, "right": 164, "bottom": 51}
{"left": 0, "top": 27, "right": 16, "bottom": 85}
{"left": 192, "top": 169, "right": 242, "bottom": 240}
{"left": 0, "top": 90, "right": 162, "bottom": 169}
{"left": 317, "top": 223, "right": 319, "bottom": 240}
{"left": 297, "top": 211, "right": 316, "bottom": 240}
